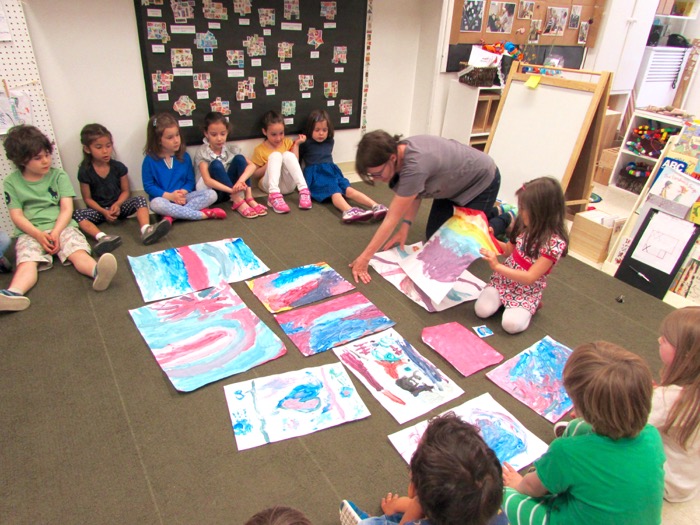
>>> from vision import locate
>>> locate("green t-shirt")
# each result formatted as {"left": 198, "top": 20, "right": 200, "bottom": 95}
{"left": 3, "top": 167, "right": 77, "bottom": 235}
{"left": 536, "top": 422, "right": 665, "bottom": 525}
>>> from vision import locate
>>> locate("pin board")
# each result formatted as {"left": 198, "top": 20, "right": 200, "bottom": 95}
{"left": 133, "top": 0, "right": 368, "bottom": 145}
{"left": 485, "top": 62, "right": 611, "bottom": 210}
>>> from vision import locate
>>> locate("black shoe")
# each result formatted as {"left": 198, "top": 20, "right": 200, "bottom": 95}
{"left": 142, "top": 219, "right": 171, "bottom": 245}
{"left": 93, "top": 235, "right": 122, "bottom": 256}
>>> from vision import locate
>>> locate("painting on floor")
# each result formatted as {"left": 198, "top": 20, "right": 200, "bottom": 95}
{"left": 399, "top": 208, "right": 501, "bottom": 304}
{"left": 369, "top": 243, "right": 486, "bottom": 312}
{"left": 421, "top": 322, "right": 503, "bottom": 377}
{"left": 224, "top": 362, "right": 371, "bottom": 450}
{"left": 129, "top": 282, "right": 286, "bottom": 392}
{"left": 388, "top": 393, "right": 548, "bottom": 470}
{"left": 333, "top": 328, "right": 464, "bottom": 424}
{"left": 274, "top": 291, "right": 395, "bottom": 356}
{"left": 128, "top": 237, "right": 269, "bottom": 302}
{"left": 486, "top": 335, "right": 573, "bottom": 422}
{"left": 246, "top": 262, "right": 354, "bottom": 313}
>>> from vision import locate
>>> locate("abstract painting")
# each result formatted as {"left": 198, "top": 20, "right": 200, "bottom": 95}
{"left": 421, "top": 322, "right": 503, "bottom": 377}
{"left": 388, "top": 393, "right": 548, "bottom": 470}
{"left": 129, "top": 282, "right": 286, "bottom": 392}
{"left": 333, "top": 328, "right": 463, "bottom": 424}
{"left": 224, "top": 362, "right": 371, "bottom": 450}
{"left": 486, "top": 336, "right": 573, "bottom": 422}
{"left": 128, "top": 237, "right": 269, "bottom": 302}
{"left": 246, "top": 262, "right": 354, "bottom": 313}
{"left": 274, "top": 292, "right": 395, "bottom": 356}
{"left": 399, "top": 208, "right": 501, "bottom": 305}
{"left": 369, "top": 243, "right": 485, "bottom": 312}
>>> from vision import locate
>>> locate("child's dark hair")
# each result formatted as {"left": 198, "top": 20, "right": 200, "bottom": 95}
{"left": 658, "top": 306, "right": 700, "bottom": 449}
{"left": 144, "top": 112, "right": 186, "bottom": 160}
{"left": 3, "top": 125, "right": 53, "bottom": 171}
{"left": 304, "top": 109, "right": 334, "bottom": 140}
{"left": 244, "top": 506, "right": 312, "bottom": 525}
{"left": 80, "top": 123, "right": 113, "bottom": 167}
{"left": 410, "top": 412, "right": 502, "bottom": 525}
{"left": 355, "top": 130, "right": 402, "bottom": 185}
{"left": 202, "top": 111, "right": 232, "bottom": 134}
{"left": 261, "top": 110, "right": 285, "bottom": 132}
{"left": 510, "top": 176, "right": 569, "bottom": 258}
{"left": 563, "top": 341, "right": 653, "bottom": 440}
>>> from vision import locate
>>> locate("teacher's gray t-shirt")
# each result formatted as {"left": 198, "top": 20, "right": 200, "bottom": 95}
{"left": 393, "top": 135, "right": 497, "bottom": 206}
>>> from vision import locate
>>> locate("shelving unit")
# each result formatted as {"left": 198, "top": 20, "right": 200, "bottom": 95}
{"left": 441, "top": 79, "right": 501, "bottom": 150}
{"left": 609, "top": 109, "right": 685, "bottom": 195}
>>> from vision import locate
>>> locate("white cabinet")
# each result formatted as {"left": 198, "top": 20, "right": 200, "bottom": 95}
{"left": 634, "top": 46, "right": 691, "bottom": 107}
{"left": 441, "top": 79, "right": 501, "bottom": 149}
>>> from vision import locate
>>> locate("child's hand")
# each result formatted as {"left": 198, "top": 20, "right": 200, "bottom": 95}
{"left": 232, "top": 181, "right": 248, "bottom": 193}
{"left": 107, "top": 203, "right": 120, "bottom": 221}
{"left": 480, "top": 248, "right": 500, "bottom": 270}
{"left": 295, "top": 134, "right": 307, "bottom": 144}
{"left": 502, "top": 462, "right": 523, "bottom": 488}
{"left": 37, "top": 231, "right": 58, "bottom": 254}
{"left": 381, "top": 493, "right": 402, "bottom": 515}
{"left": 172, "top": 190, "right": 188, "bottom": 205}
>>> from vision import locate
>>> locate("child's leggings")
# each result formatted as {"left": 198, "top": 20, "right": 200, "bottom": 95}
{"left": 149, "top": 189, "right": 217, "bottom": 220}
{"left": 73, "top": 196, "right": 148, "bottom": 224}
{"left": 474, "top": 286, "right": 532, "bottom": 334}
{"left": 259, "top": 151, "right": 307, "bottom": 195}
{"left": 208, "top": 155, "right": 249, "bottom": 203}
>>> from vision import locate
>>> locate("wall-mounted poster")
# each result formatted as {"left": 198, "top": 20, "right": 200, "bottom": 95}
{"left": 134, "top": 1, "right": 368, "bottom": 144}
{"left": 461, "top": 0, "right": 485, "bottom": 32}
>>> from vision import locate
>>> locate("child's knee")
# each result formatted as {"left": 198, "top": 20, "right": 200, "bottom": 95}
{"left": 475, "top": 287, "right": 500, "bottom": 318}
{"left": 501, "top": 308, "right": 532, "bottom": 334}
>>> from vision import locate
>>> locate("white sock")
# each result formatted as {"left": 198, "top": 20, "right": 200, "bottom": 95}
{"left": 140, "top": 224, "right": 150, "bottom": 234}
{"left": 96, "top": 232, "right": 106, "bottom": 241}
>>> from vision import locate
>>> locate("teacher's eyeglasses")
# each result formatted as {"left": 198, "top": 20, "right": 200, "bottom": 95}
{"left": 366, "top": 163, "right": 387, "bottom": 178}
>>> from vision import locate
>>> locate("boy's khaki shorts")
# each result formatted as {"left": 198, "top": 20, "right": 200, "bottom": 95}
{"left": 15, "top": 226, "right": 91, "bottom": 270}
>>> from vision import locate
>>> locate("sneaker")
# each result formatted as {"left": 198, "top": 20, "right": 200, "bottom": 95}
{"left": 339, "top": 500, "right": 367, "bottom": 525}
{"left": 93, "top": 253, "right": 117, "bottom": 292}
{"left": 202, "top": 208, "right": 226, "bottom": 220}
{"left": 93, "top": 234, "right": 122, "bottom": 256}
{"left": 371, "top": 204, "right": 388, "bottom": 221}
{"left": 553, "top": 421, "right": 569, "bottom": 438}
{"left": 298, "top": 188, "right": 312, "bottom": 210}
{"left": 142, "top": 219, "right": 171, "bottom": 246}
{"left": 0, "top": 256, "right": 12, "bottom": 273}
{"left": 342, "top": 207, "right": 374, "bottom": 223}
{"left": 0, "top": 289, "right": 30, "bottom": 312}
{"left": 267, "top": 192, "right": 290, "bottom": 214}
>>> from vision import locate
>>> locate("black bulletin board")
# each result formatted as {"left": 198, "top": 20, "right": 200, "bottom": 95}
{"left": 133, "top": 1, "right": 367, "bottom": 145}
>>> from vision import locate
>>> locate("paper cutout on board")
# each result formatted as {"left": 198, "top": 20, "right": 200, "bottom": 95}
{"left": 388, "top": 393, "right": 548, "bottom": 471}
{"left": 421, "top": 322, "right": 503, "bottom": 377}
{"left": 128, "top": 237, "right": 268, "bottom": 302}
{"left": 369, "top": 243, "right": 485, "bottom": 312}
{"left": 274, "top": 292, "right": 395, "bottom": 356}
{"left": 333, "top": 328, "right": 464, "bottom": 424}
{"left": 246, "top": 262, "right": 354, "bottom": 313}
{"left": 129, "top": 282, "right": 285, "bottom": 392}
{"left": 224, "top": 362, "right": 370, "bottom": 450}
{"left": 0, "top": 90, "right": 32, "bottom": 134}
{"left": 486, "top": 335, "right": 573, "bottom": 422}
{"left": 399, "top": 208, "right": 501, "bottom": 305}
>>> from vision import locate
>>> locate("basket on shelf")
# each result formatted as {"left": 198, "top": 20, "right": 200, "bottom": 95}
{"left": 616, "top": 161, "right": 653, "bottom": 194}
{"left": 459, "top": 66, "right": 499, "bottom": 87}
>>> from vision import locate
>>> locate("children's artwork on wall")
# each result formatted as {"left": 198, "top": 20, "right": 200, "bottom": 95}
{"left": 274, "top": 292, "right": 395, "bottom": 356}
{"left": 0, "top": 90, "right": 32, "bottom": 134}
{"left": 421, "top": 322, "right": 503, "bottom": 377}
{"left": 399, "top": 208, "right": 501, "bottom": 305}
{"left": 569, "top": 5, "right": 582, "bottom": 29}
{"left": 129, "top": 282, "right": 286, "bottom": 392}
{"left": 460, "top": 0, "right": 485, "bottom": 32}
{"left": 388, "top": 393, "right": 548, "bottom": 470}
{"left": 246, "top": 262, "right": 354, "bottom": 313}
{"left": 577, "top": 21, "right": 589, "bottom": 45}
{"left": 517, "top": 1, "right": 533, "bottom": 19}
{"left": 486, "top": 336, "right": 573, "bottom": 422}
{"left": 128, "top": 237, "right": 269, "bottom": 302}
{"left": 369, "top": 243, "right": 485, "bottom": 312}
{"left": 527, "top": 19, "right": 541, "bottom": 44}
{"left": 542, "top": 7, "right": 568, "bottom": 37}
{"left": 224, "top": 362, "right": 370, "bottom": 450}
{"left": 486, "top": 1, "right": 515, "bottom": 33}
{"left": 333, "top": 328, "right": 464, "bottom": 424}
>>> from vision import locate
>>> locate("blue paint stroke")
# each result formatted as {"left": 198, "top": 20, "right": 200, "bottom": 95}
{"left": 397, "top": 335, "right": 444, "bottom": 391}
{"left": 473, "top": 409, "right": 527, "bottom": 464}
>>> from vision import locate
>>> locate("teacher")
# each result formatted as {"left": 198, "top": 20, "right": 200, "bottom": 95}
{"left": 350, "top": 131, "right": 506, "bottom": 284}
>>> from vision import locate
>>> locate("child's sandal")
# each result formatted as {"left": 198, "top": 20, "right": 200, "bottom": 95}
{"left": 232, "top": 199, "right": 258, "bottom": 219}
{"left": 245, "top": 198, "right": 268, "bottom": 216}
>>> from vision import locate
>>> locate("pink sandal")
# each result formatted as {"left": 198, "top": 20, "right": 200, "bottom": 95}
{"left": 231, "top": 199, "right": 258, "bottom": 219}
{"left": 202, "top": 208, "right": 227, "bottom": 220}
{"left": 245, "top": 198, "right": 268, "bottom": 216}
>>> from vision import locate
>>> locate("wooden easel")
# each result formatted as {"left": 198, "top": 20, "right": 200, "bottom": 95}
{"left": 485, "top": 62, "right": 612, "bottom": 215}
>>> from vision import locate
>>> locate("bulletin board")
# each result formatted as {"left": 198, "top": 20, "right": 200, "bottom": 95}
{"left": 450, "top": 0, "right": 604, "bottom": 49}
{"left": 133, "top": 0, "right": 368, "bottom": 145}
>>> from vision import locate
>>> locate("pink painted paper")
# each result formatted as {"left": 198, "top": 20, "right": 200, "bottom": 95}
{"left": 421, "top": 322, "right": 503, "bottom": 377}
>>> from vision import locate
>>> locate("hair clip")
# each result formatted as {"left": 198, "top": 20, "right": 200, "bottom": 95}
{"left": 152, "top": 117, "right": 157, "bottom": 127}
{"left": 521, "top": 183, "right": 527, "bottom": 192}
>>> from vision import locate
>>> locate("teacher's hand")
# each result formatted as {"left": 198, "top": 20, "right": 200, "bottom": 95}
{"left": 350, "top": 256, "right": 372, "bottom": 284}
{"left": 382, "top": 229, "right": 408, "bottom": 251}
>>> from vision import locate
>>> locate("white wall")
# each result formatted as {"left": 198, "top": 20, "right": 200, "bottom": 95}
{"left": 21, "top": 0, "right": 431, "bottom": 192}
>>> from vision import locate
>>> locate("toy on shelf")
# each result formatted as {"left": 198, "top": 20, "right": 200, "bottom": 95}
{"left": 625, "top": 122, "right": 681, "bottom": 159}
{"left": 616, "top": 161, "right": 653, "bottom": 194}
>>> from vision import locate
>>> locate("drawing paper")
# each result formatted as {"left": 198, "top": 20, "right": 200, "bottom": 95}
{"left": 128, "top": 237, "right": 268, "bottom": 302}
{"left": 224, "top": 362, "right": 370, "bottom": 450}
{"left": 486, "top": 335, "right": 573, "bottom": 422}
{"left": 129, "top": 282, "right": 286, "bottom": 392}
{"left": 333, "top": 328, "right": 464, "bottom": 424}
{"left": 388, "top": 393, "right": 548, "bottom": 470}
{"left": 421, "top": 322, "right": 503, "bottom": 377}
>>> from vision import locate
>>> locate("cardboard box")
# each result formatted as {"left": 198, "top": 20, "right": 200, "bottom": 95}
{"left": 569, "top": 210, "right": 616, "bottom": 262}
{"left": 593, "top": 147, "right": 619, "bottom": 186}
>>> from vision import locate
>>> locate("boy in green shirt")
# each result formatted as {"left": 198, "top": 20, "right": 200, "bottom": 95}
{"left": 1, "top": 125, "right": 117, "bottom": 312}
